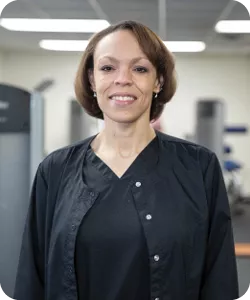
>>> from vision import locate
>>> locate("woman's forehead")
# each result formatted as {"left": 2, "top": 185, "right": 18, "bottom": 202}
{"left": 95, "top": 31, "right": 144, "bottom": 55}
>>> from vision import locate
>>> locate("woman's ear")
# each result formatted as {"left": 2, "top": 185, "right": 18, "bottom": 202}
{"left": 88, "top": 68, "right": 96, "bottom": 92}
{"left": 154, "top": 75, "right": 164, "bottom": 93}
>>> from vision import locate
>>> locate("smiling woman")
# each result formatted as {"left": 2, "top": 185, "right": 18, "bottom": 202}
{"left": 74, "top": 20, "right": 176, "bottom": 122}
{"left": 14, "top": 20, "right": 239, "bottom": 300}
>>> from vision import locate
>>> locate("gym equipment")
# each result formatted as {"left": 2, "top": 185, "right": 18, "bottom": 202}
{"left": 194, "top": 99, "right": 249, "bottom": 216}
{"left": 0, "top": 83, "right": 45, "bottom": 297}
{"left": 223, "top": 126, "right": 249, "bottom": 215}
{"left": 224, "top": 158, "right": 243, "bottom": 209}
{"left": 33, "top": 79, "right": 54, "bottom": 93}
{"left": 195, "top": 99, "right": 225, "bottom": 165}
{"left": 224, "top": 126, "right": 248, "bottom": 133}
{"left": 69, "top": 99, "right": 99, "bottom": 144}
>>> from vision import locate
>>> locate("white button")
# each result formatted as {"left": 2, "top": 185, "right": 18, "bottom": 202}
{"left": 146, "top": 214, "right": 152, "bottom": 220}
{"left": 135, "top": 181, "right": 141, "bottom": 187}
{"left": 154, "top": 255, "right": 160, "bottom": 262}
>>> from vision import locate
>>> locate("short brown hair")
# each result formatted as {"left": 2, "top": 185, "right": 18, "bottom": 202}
{"left": 74, "top": 20, "right": 177, "bottom": 121}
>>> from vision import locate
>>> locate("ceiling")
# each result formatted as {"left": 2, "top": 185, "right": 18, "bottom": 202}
{"left": 0, "top": 0, "right": 250, "bottom": 54}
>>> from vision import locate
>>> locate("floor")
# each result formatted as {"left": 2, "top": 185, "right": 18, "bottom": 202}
{"left": 232, "top": 204, "right": 250, "bottom": 297}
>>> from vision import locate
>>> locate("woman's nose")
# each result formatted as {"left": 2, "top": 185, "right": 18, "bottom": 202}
{"left": 114, "top": 68, "right": 133, "bottom": 86}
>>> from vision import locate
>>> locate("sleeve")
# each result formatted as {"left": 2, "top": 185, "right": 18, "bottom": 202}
{"left": 200, "top": 153, "right": 239, "bottom": 300}
{"left": 13, "top": 164, "right": 47, "bottom": 300}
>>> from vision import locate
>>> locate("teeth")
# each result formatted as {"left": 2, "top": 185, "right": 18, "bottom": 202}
{"left": 111, "top": 96, "right": 135, "bottom": 101}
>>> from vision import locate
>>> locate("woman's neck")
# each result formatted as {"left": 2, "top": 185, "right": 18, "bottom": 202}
{"left": 92, "top": 119, "right": 156, "bottom": 158}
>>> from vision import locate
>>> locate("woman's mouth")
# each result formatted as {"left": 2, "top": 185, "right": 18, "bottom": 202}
{"left": 109, "top": 95, "right": 137, "bottom": 106}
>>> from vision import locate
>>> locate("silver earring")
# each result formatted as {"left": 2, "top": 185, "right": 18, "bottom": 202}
{"left": 93, "top": 92, "right": 97, "bottom": 98}
{"left": 154, "top": 93, "right": 158, "bottom": 99}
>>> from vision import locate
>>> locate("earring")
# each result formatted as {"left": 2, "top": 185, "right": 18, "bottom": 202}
{"left": 93, "top": 92, "right": 97, "bottom": 98}
{"left": 154, "top": 93, "right": 158, "bottom": 99}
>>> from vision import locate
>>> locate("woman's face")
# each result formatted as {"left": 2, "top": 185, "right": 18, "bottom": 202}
{"left": 89, "top": 30, "right": 161, "bottom": 124}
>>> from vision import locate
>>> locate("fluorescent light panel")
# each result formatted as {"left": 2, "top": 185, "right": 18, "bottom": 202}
{"left": 215, "top": 20, "right": 250, "bottom": 33}
{"left": 164, "top": 41, "right": 206, "bottom": 52}
{"left": 39, "top": 40, "right": 89, "bottom": 51}
{"left": 0, "top": 18, "right": 110, "bottom": 32}
{"left": 40, "top": 40, "right": 206, "bottom": 52}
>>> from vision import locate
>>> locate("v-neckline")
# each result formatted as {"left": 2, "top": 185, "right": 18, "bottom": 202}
{"left": 87, "top": 135, "right": 159, "bottom": 181}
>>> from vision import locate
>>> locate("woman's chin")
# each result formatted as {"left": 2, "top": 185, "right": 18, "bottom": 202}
{"left": 105, "top": 113, "right": 140, "bottom": 125}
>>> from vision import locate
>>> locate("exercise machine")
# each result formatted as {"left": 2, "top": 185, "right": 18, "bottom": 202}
{"left": 194, "top": 99, "right": 249, "bottom": 215}
{"left": 223, "top": 127, "right": 249, "bottom": 215}
{"left": 0, "top": 83, "right": 44, "bottom": 297}
{"left": 69, "top": 99, "right": 100, "bottom": 144}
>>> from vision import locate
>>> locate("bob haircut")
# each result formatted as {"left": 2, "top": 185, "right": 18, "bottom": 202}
{"left": 74, "top": 20, "right": 177, "bottom": 121}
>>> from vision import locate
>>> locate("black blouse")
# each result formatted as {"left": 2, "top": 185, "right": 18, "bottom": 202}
{"left": 14, "top": 131, "right": 239, "bottom": 300}
{"left": 75, "top": 138, "right": 158, "bottom": 299}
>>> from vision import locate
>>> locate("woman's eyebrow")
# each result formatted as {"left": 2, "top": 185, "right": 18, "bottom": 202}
{"left": 99, "top": 56, "right": 149, "bottom": 64}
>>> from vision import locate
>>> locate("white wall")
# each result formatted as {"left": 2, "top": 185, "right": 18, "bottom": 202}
{"left": 1, "top": 51, "right": 250, "bottom": 193}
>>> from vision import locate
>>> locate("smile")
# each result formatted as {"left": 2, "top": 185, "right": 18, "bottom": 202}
{"left": 110, "top": 95, "right": 136, "bottom": 101}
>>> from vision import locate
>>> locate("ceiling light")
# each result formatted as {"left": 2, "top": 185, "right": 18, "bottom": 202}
{"left": 0, "top": 18, "right": 110, "bottom": 32}
{"left": 39, "top": 40, "right": 89, "bottom": 51}
{"left": 40, "top": 39, "right": 206, "bottom": 52}
{"left": 164, "top": 41, "right": 206, "bottom": 52}
{"left": 0, "top": 0, "right": 17, "bottom": 17}
{"left": 215, "top": 20, "right": 250, "bottom": 33}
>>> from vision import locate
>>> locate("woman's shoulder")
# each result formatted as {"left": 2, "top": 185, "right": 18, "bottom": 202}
{"left": 157, "top": 131, "right": 216, "bottom": 173}
{"left": 38, "top": 135, "right": 96, "bottom": 180}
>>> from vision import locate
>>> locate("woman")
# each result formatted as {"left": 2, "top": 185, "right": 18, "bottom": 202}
{"left": 14, "top": 20, "right": 239, "bottom": 300}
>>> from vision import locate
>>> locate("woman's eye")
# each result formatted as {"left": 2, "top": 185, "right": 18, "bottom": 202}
{"left": 135, "top": 67, "right": 148, "bottom": 73}
{"left": 100, "top": 66, "right": 113, "bottom": 72}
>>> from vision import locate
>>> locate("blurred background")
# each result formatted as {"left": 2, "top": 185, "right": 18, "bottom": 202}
{"left": 0, "top": 0, "right": 249, "bottom": 298}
